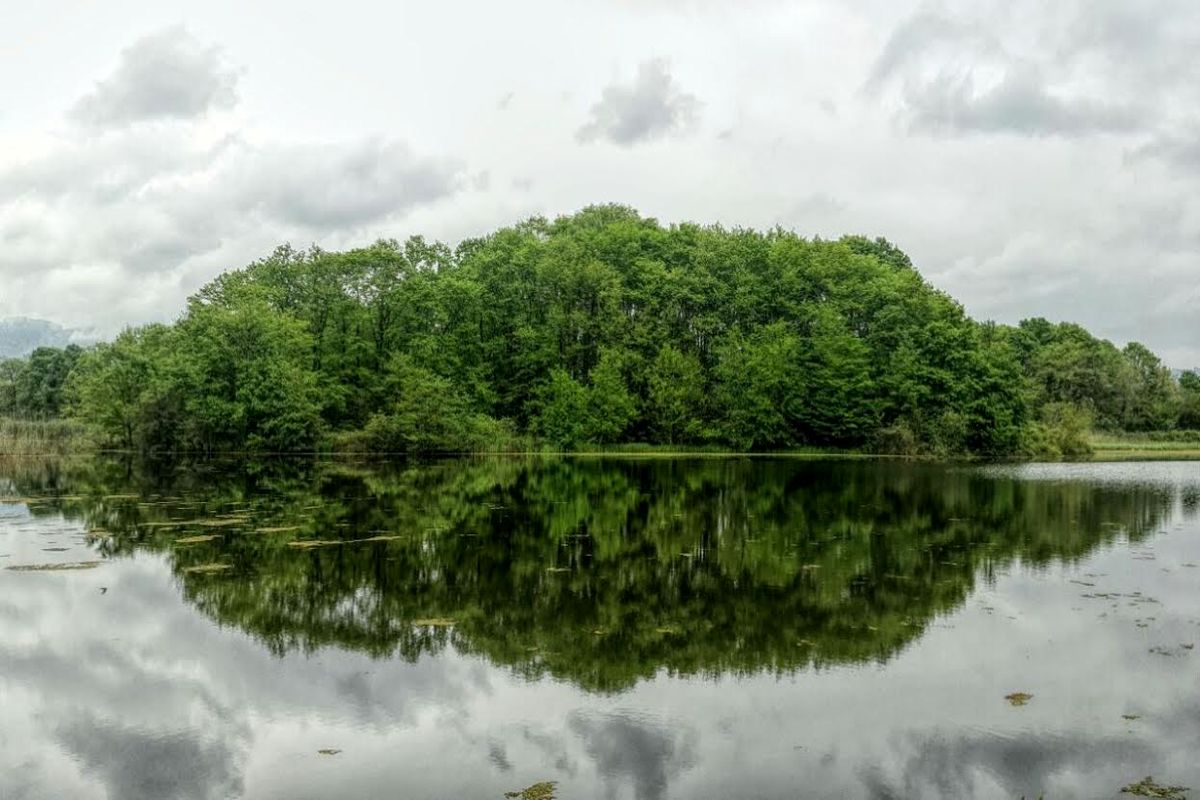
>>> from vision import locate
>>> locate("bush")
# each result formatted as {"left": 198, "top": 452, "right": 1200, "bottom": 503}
{"left": 871, "top": 421, "right": 919, "bottom": 456}
{"left": 1023, "top": 403, "right": 1093, "bottom": 459}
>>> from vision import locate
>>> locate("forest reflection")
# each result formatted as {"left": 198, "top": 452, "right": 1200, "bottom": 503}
{"left": 3, "top": 456, "right": 1178, "bottom": 692}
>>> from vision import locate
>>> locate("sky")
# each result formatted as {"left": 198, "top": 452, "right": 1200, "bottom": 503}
{"left": 0, "top": 0, "right": 1197, "bottom": 366}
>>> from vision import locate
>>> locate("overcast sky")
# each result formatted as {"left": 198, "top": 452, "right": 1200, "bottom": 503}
{"left": 1, "top": 0, "right": 1197, "bottom": 365}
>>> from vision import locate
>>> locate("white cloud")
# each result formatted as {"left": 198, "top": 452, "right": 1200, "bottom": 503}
{"left": 71, "top": 26, "right": 239, "bottom": 128}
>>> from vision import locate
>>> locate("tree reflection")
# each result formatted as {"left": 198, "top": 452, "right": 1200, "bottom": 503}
{"left": 6, "top": 456, "right": 1176, "bottom": 692}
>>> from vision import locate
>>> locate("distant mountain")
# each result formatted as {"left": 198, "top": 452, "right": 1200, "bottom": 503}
{"left": 0, "top": 317, "right": 73, "bottom": 358}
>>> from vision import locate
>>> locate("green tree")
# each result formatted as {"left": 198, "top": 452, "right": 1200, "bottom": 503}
{"left": 584, "top": 349, "right": 636, "bottom": 443}
{"left": 647, "top": 347, "right": 705, "bottom": 444}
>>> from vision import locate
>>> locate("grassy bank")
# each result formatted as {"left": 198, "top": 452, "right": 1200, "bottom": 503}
{"left": 0, "top": 418, "right": 89, "bottom": 456}
{"left": 1090, "top": 431, "right": 1200, "bottom": 461}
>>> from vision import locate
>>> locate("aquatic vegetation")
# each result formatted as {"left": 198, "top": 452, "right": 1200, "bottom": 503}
{"left": 6, "top": 561, "right": 101, "bottom": 571}
{"left": 175, "top": 534, "right": 220, "bottom": 545}
{"left": 1005, "top": 692, "right": 1034, "bottom": 706}
{"left": 504, "top": 782, "right": 556, "bottom": 800}
{"left": 1120, "top": 776, "right": 1189, "bottom": 798}
{"left": 411, "top": 618, "right": 457, "bottom": 627}
{"left": 182, "top": 563, "right": 232, "bottom": 574}
{"left": 317, "top": 749, "right": 341, "bottom": 756}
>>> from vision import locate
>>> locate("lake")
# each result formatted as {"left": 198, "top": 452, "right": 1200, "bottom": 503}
{"left": 2, "top": 456, "right": 1199, "bottom": 799}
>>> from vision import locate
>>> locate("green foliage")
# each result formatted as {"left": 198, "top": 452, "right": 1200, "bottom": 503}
{"left": 532, "top": 369, "right": 591, "bottom": 449}
{"left": 1179, "top": 371, "right": 1200, "bottom": 430}
{"left": 583, "top": 349, "right": 636, "bottom": 443}
{"left": 646, "top": 346, "right": 706, "bottom": 444}
{"left": 1024, "top": 402, "right": 1094, "bottom": 459}
{"left": 1121, "top": 342, "right": 1180, "bottom": 431}
{"left": 0, "top": 345, "right": 82, "bottom": 419}
{"left": 4, "top": 207, "right": 1191, "bottom": 454}
{"left": 713, "top": 323, "right": 802, "bottom": 450}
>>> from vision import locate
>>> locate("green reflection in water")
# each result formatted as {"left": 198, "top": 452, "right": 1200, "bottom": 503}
{"left": 4, "top": 456, "right": 1175, "bottom": 692}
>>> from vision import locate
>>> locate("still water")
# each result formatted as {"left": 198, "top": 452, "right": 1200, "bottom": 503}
{"left": 2, "top": 457, "right": 1199, "bottom": 800}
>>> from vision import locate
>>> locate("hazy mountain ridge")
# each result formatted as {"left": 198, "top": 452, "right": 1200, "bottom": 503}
{"left": 0, "top": 317, "right": 73, "bottom": 358}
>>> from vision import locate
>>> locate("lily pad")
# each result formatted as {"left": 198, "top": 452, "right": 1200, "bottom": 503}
{"left": 504, "top": 782, "right": 557, "bottom": 800}
{"left": 1120, "top": 776, "right": 1189, "bottom": 798}
{"left": 1005, "top": 692, "right": 1034, "bottom": 707}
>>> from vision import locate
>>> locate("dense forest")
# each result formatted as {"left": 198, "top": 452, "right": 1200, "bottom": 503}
{"left": 1, "top": 205, "right": 1196, "bottom": 456}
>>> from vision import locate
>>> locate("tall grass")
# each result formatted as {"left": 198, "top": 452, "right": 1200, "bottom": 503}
{"left": 0, "top": 418, "right": 87, "bottom": 455}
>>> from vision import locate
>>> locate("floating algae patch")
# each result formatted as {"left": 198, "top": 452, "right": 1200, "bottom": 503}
{"left": 504, "top": 782, "right": 557, "bottom": 800}
{"left": 1005, "top": 692, "right": 1034, "bottom": 707}
{"left": 1121, "top": 776, "right": 1189, "bottom": 798}
{"left": 7, "top": 561, "right": 102, "bottom": 572}
{"left": 182, "top": 563, "right": 232, "bottom": 574}
{"left": 287, "top": 540, "right": 342, "bottom": 549}
{"left": 253, "top": 526, "right": 301, "bottom": 534}
{"left": 175, "top": 535, "right": 220, "bottom": 545}
{"left": 411, "top": 618, "right": 457, "bottom": 627}
{"left": 317, "top": 749, "right": 341, "bottom": 756}
{"left": 359, "top": 535, "right": 403, "bottom": 543}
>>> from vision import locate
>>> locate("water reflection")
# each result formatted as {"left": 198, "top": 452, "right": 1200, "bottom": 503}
{"left": 2, "top": 457, "right": 1181, "bottom": 691}
{"left": 3, "top": 457, "right": 1200, "bottom": 800}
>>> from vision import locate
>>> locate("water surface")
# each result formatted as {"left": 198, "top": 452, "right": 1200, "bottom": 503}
{"left": 2, "top": 457, "right": 1199, "bottom": 799}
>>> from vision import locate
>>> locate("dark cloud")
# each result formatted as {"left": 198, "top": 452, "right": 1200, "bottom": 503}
{"left": 904, "top": 67, "right": 1142, "bottom": 136}
{"left": 55, "top": 717, "right": 242, "bottom": 800}
{"left": 71, "top": 27, "right": 239, "bottom": 128}
{"left": 567, "top": 711, "right": 696, "bottom": 800}
{"left": 577, "top": 59, "right": 700, "bottom": 146}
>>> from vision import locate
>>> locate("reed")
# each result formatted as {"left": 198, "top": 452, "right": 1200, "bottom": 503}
{"left": 0, "top": 417, "right": 87, "bottom": 455}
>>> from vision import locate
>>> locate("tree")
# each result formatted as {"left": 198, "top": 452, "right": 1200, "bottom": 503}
{"left": 584, "top": 349, "right": 636, "bottom": 444}
{"left": 533, "top": 369, "right": 590, "bottom": 448}
{"left": 1179, "top": 371, "right": 1200, "bottom": 430}
{"left": 1120, "top": 342, "right": 1179, "bottom": 431}
{"left": 646, "top": 347, "right": 705, "bottom": 444}
{"left": 713, "top": 323, "right": 803, "bottom": 450}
